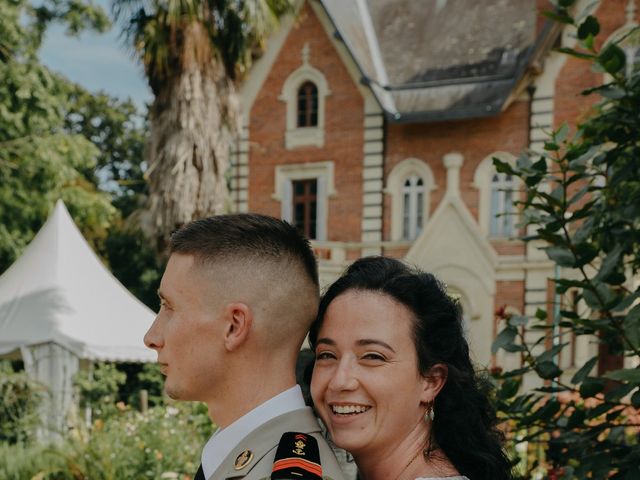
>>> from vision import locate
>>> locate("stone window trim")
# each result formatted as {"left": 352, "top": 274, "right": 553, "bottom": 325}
{"left": 279, "top": 61, "right": 331, "bottom": 150}
{"left": 272, "top": 161, "right": 336, "bottom": 241}
{"left": 385, "top": 157, "right": 436, "bottom": 241}
{"left": 473, "top": 151, "right": 518, "bottom": 238}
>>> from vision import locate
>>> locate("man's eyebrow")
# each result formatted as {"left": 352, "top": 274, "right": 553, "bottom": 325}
{"left": 356, "top": 339, "right": 396, "bottom": 353}
{"left": 157, "top": 289, "right": 168, "bottom": 301}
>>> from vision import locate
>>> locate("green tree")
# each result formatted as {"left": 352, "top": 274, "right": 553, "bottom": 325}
{"left": 63, "top": 89, "right": 163, "bottom": 310}
{"left": 492, "top": 4, "right": 640, "bottom": 479}
{"left": 0, "top": 0, "right": 115, "bottom": 272}
{"left": 64, "top": 87, "right": 148, "bottom": 217}
{"left": 111, "top": 0, "right": 294, "bottom": 243}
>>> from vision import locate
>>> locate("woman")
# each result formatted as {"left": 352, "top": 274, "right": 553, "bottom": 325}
{"left": 309, "top": 257, "right": 512, "bottom": 480}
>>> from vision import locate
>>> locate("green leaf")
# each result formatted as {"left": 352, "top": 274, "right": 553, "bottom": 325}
{"left": 493, "top": 157, "right": 515, "bottom": 174}
{"left": 604, "top": 383, "right": 635, "bottom": 402}
{"left": 499, "top": 378, "right": 521, "bottom": 399}
{"left": 577, "top": 15, "right": 600, "bottom": 40}
{"left": 598, "top": 44, "right": 626, "bottom": 75}
{"left": 623, "top": 305, "right": 640, "bottom": 349}
{"left": 536, "top": 361, "right": 562, "bottom": 380}
{"left": 604, "top": 369, "right": 640, "bottom": 383}
{"left": 573, "top": 242, "right": 599, "bottom": 266}
{"left": 571, "top": 356, "right": 597, "bottom": 384}
{"left": 580, "top": 377, "right": 605, "bottom": 397}
{"left": 612, "top": 291, "right": 640, "bottom": 312}
{"left": 555, "top": 122, "right": 569, "bottom": 143}
{"left": 492, "top": 326, "right": 517, "bottom": 353}
{"left": 632, "top": 389, "right": 640, "bottom": 408}
{"left": 537, "top": 343, "right": 568, "bottom": 364}
{"left": 594, "top": 245, "right": 624, "bottom": 281}
{"left": 567, "top": 408, "right": 586, "bottom": 428}
{"left": 583, "top": 283, "right": 616, "bottom": 310}
{"left": 531, "top": 157, "right": 547, "bottom": 174}
{"left": 546, "top": 246, "right": 575, "bottom": 267}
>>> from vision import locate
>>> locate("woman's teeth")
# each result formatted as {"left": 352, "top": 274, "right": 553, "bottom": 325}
{"left": 332, "top": 405, "right": 370, "bottom": 415}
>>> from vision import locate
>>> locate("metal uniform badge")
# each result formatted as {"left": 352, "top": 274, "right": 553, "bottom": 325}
{"left": 234, "top": 449, "right": 254, "bottom": 470}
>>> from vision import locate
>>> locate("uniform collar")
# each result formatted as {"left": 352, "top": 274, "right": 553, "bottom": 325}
{"left": 211, "top": 406, "right": 323, "bottom": 480}
{"left": 201, "top": 385, "right": 306, "bottom": 478}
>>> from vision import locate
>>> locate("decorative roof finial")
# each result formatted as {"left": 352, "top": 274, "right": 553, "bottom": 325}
{"left": 302, "top": 42, "right": 310, "bottom": 65}
{"left": 626, "top": 0, "right": 637, "bottom": 26}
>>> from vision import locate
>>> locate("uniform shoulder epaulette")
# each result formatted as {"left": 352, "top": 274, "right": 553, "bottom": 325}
{"left": 271, "top": 431, "right": 322, "bottom": 479}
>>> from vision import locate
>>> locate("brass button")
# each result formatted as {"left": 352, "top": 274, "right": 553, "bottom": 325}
{"left": 234, "top": 449, "right": 254, "bottom": 470}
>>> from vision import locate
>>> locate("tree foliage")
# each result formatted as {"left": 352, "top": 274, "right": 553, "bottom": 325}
{"left": 0, "top": 0, "right": 163, "bottom": 308}
{"left": 0, "top": 0, "right": 115, "bottom": 272}
{"left": 492, "top": 4, "right": 640, "bottom": 479}
{"left": 111, "top": 0, "right": 296, "bottom": 244}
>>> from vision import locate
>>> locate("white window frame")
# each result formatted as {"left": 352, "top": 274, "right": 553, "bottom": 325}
{"left": 474, "top": 152, "right": 518, "bottom": 238}
{"left": 272, "top": 162, "right": 336, "bottom": 241}
{"left": 279, "top": 45, "right": 331, "bottom": 150}
{"left": 385, "top": 158, "right": 436, "bottom": 241}
{"left": 401, "top": 175, "right": 425, "bottom": 240}
{"left": 489, "top": 172, "right": 518, "bottom": 238}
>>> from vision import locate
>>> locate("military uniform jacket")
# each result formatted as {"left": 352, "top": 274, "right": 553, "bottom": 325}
{"left": 207, "top": 407, "right": 346, "bottom": 480}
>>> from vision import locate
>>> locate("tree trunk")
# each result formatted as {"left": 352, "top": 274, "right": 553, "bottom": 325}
{"left": 144, "top": 52, "right": 238, "bottom": 245}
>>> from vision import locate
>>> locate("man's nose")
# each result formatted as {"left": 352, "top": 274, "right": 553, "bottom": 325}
{"left": 143, "top": 316, "right": 164, "bottom": 351}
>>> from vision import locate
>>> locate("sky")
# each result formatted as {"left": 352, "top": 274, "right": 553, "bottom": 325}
{"left": 38, "top": 0, "right": 153, "bottom": 110}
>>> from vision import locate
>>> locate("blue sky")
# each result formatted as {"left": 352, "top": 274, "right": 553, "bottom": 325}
{"left": 39, "top": 0, "right": 152, "bottom": 110}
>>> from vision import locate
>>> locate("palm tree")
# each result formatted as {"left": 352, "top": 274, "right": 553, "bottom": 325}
{"left": 112, "top": 0, "right": 293, "bottom": 243}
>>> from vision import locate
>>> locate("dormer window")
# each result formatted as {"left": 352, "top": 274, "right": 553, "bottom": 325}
{"left": 279, "top": 43, "right": 330, "bottom": 149}
{"left": 489, "top": 172, "right": 517, "bottom": 238}
{"left": 402, "top": 175, "right": 425, "bottom": 240}
{"left": 297, "top": 82, "right": 318, "bottom": 127}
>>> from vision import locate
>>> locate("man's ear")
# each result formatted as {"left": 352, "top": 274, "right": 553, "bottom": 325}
{"left": 420, "top": 363, "right": 448, "bottom": 404}
{"left": 223, "top": 303, "right": 253, "bottom": 351}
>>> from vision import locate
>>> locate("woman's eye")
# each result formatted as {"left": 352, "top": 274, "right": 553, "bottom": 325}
{"left": 315, "top": 351, "right": 336, "bottom": 361}
{"left": 362, "top": 353, "right": 386, "bottom": 361}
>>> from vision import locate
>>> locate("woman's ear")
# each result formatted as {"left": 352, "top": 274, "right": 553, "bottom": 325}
{"left": 223, "top": 303, "right": 253, "bottom": 351}
{"left": 420, "top": 363, "right": 448, "bottom": 404}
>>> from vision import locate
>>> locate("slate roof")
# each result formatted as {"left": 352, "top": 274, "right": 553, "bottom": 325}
{"left": 319, "top": 0, "right": 543, "bottom": 122}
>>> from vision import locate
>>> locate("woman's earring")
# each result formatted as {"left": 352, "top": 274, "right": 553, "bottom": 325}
{"left": 424, "top": 401, "right": 434, "bottom": 423}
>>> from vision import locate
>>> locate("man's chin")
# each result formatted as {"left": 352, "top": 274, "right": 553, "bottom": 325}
{"left": 164, "top": 384, "right": 183, "bottom": 400}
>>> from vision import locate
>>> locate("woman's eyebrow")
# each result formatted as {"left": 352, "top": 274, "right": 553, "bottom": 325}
{"left": 356, "top": 339, "right": 396, "bottom": 353}
{"left": 315, "top": 338, "right": 336, "bottom": 346}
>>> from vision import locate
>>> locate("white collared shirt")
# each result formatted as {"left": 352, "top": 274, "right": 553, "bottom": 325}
{"left": 201, "top": 385, "right": 307, "bottom": 478}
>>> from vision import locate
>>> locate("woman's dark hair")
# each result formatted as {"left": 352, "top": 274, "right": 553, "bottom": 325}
{"left": 309, "top": 256, "right": 512, "bottom": 480}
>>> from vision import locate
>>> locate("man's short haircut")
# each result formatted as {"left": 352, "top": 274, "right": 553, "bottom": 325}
{"left": 169, "top": 213, "right": 319, "bottom": 288}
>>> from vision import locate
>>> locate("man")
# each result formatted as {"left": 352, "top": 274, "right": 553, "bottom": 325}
{"left": 144, "top": 214, "right": 346, "bottom": 480}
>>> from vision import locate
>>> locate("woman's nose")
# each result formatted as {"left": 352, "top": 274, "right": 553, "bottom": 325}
{"left": 328, "top": 358, "right": 358, "bottom": 391}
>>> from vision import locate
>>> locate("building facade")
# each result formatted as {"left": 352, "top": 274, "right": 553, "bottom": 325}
{"left": 231, "top": 0, "right": 639, "bottom": 370}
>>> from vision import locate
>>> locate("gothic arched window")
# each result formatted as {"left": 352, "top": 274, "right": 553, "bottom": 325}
{"left": 297, "top": 81, "right": 318, "bottom": 127}
{"left": 402, "top": 175, "right": 425, "bottom": 240}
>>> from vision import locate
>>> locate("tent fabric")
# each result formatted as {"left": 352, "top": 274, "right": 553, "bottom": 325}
{"left": 0, "top": 200, "right": 156, "bottom": 362}
{"left": 21, "top": 343, "right": 79, "bottom": 441}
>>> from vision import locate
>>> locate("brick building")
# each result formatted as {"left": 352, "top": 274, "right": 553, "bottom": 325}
{"left": 230, "top": 0, "right": 639, "bottom": 369}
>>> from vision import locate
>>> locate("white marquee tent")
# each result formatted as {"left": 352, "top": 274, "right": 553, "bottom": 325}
{"left": 0, "top": 200, "right": 156, "bottom": 439}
